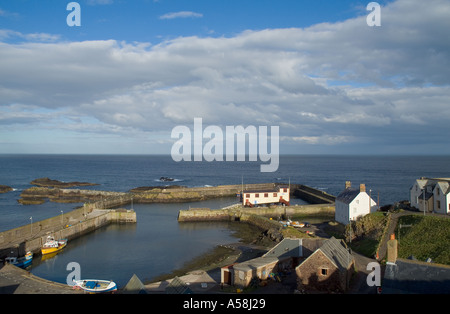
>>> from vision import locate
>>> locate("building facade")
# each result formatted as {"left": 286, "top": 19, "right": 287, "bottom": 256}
{"left": 242, "top": 185, "right": 290, "bottom": 207}
{"left": 335, "top": 181, "right": 377, "bottom": 225}
{"left": 295, "top": 237, "right": 355, "bottom": 293}
{"left": 410, "top": 177, "right": 450, "bottom": 214}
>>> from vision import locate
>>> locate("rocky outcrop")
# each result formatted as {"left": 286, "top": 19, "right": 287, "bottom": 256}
{"left": 0, "top": 185, "right": 13, "bottom": 194}
{"left": 30, "top": 177, "right": 98, "bottom": 188}
{"left": 18, "top": 187, "right": 127, "bottom": 205}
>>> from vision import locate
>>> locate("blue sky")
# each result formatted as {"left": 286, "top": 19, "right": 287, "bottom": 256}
{"left": 2, "top": 1, "right": 388, "bottom": 42}
{"left": 0, "top": 0, "right": 449, "bottom": 156}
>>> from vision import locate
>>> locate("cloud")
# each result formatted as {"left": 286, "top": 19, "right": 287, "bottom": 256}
{"left": 0, "top": 0, "right": 449, "bottom": 154}
{"left": 159, "top": 11, "right": 203, "bottom": 20}
{"left": 0, "top": 29, "right": 60, "bottom": 42}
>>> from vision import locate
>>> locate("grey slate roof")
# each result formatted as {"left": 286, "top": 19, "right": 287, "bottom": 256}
{"left": 319, "top": 237, "right": 353, "bottom": 271}
{"left": 263, "top": 238, "right": 303, "bottom": 259}
{"left": 383, "top": 258, "right": 450, "bottom": 294}
{"left": 336, "top": 188, "right": 360, "bottom": 204}
{"left": 232, "top": 256, "right": 279, "bottom": 272}
{"left": 418, "top": 191, "right": 434, "bottom": 200}
{"left": 234, "top": 238, "right": 303, "bottom": 272}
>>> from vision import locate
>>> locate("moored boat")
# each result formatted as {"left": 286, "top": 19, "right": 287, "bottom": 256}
{"left": 5, "top": 251, "right": 33, "bottom": 269}
{"left": 74, "top": 280, "right": 117, "bottom": 293}
{"left": 41, "top": 236, "right": 67, "bottom": 255}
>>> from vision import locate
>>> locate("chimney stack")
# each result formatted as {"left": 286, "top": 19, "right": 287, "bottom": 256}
{"left": 360, "top": 184, "right": 366, "bottom": 193}
{"left": 387, "top": 233, "right": 398, "bottom": 263}
{"left": 345, "top": 181, "right": 351, "bottom": 189}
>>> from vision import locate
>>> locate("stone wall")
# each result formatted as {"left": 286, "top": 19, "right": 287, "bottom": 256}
{"left": 0, "top": 208, "right": 136, "bottom": 258}
{"left": 177, "top": 204, "right": 335, "bottom": 223}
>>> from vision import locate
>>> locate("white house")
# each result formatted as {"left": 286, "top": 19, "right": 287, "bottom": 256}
{"left": 410, "top": 178, "right": 429, "bottom": 209}
{"left": 335, "top": 181, "right": 377, "bottom": 225}
{"left": 242, "top": 185, "right": 290, "bottom": 207}
{"left": 410, "top": 177, "right": 450, "bottom": 214}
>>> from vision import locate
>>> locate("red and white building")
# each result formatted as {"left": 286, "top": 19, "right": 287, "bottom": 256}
{"left": 242, "top": 185, "right": 290, "bottom": 207}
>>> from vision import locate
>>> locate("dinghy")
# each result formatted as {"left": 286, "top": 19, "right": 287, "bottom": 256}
{"left": 74, "top": 279, "right": 117, "bottom": 293}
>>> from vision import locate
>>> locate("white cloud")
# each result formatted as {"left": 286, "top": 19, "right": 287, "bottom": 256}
{"left": 0, "top": 0, "right": 449, "bottom": 154}
{"left": 159, "top": 11, "right": 203, "bottom": 20}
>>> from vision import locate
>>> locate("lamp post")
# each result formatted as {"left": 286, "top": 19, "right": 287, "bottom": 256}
{"left": 30, "top": 216, "right": 33, "bottom": 236}
{"left": 61, "top": 210, "right": 64, "bottom": 226}
{"left": 423, "top": 187, "right": 426, "bottom": 216}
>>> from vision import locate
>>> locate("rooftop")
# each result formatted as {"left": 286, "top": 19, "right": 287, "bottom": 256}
{"left": 383, "top": 258, "right": 450, "bottom": 294}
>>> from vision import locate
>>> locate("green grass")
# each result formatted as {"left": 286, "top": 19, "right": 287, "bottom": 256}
{"left": 396, "top": 215, "right": 450, "bottom": 265}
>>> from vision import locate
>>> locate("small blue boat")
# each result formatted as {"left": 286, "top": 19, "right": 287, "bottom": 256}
{"left": 5, "top": 251, "right": 33, "bottom": 269}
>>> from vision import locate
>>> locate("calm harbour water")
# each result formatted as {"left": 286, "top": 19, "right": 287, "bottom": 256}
{"left": 1, "top": 154, "right": 449, "bottom": 287}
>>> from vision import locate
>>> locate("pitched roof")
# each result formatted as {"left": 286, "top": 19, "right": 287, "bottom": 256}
{"left": 232, "top": 256, "right": 279, "bottom": 272}
{"left": 418, "top": 191, "right": 434, "bottom": 200}
{"left": 436, "top": 181, "right": 450, "bottom": 195}
{"left": 336, "top": 188, "right": 360, "bottom": 204}
{"left": 263, "top": 238, "right": 303, "bottom": 259}
{"left": 318, "top": 237, "right": 354, "bottom": 271}
{"left": 298, "top": 237, "right": 353, "bottom": 272}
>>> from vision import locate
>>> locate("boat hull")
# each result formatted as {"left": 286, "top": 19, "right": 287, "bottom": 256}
{"left": 41, "top": 240, "right": 67, "bottom": 255}
{"left": 6, "top": 252, "right": 33, "bottom": 269}
{"left": 74, "top": 280, "right": 117, "bottom": 293}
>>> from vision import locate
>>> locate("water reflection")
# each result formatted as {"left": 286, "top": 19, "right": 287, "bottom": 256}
{"left": 30, "top": 198, "right": 240, "bottom": 288}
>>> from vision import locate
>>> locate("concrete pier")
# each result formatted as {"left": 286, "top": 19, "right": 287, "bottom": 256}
{"left": 0, "top": 206, "right": 136, "bottom": 259}
{"left": 178, "top": 204, "right": 335, "bottom": 223}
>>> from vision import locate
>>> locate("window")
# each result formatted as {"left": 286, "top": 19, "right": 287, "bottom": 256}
{"left": 273, "top": 193, "right": 277, "bottom": 197}
{"left": 437, "top": 200, "right": 441, "bottom": 209}
{"left": 321, "top": 268, "right": 328, "bottom": 276}
{"left": 264, "top": 193, "right": 269, "bottom": 198}
{"left": 437, "top": 189, "right": 440, "bottom": 196}
{"left": 283, "top": 188, "right": 287, "bottom": 193}
{"left": 255, "top": 194, "right": 259, "bottom": 198}
{"left": 246, "top": 194, "right": 250, "bottom": 198}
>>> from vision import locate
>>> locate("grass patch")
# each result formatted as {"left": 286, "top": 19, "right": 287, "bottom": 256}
{"left": 396, "top": 215, "right": 450, "bottom": 265}
{"left": 349, "top": 238, "right": 379, "bottom": 257}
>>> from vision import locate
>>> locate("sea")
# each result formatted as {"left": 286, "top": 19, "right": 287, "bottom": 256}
{"left": 0, "top": 154, "right": 449, "bottom": 288}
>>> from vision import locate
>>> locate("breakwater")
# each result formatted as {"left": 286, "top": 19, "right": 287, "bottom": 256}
{"left": 293, "top": 185, "right": 335, "bottom": 204}
{"left": 18, "top": 182, "right": 335, "bottom": 206}
{"left": 0, "top": 205, "right": 136, "bottom": 260}
{"left": 18, "top": 183, "right": 280, "bottom": 205}
{"left": 177, "top": 204, "right": 335, "bottom": 223}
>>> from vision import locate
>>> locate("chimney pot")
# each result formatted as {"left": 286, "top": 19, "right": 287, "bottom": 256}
{"left": 360, "top": 184, "right": 366, "bottom": 192}
{"left": 345, "top": 181, "right": 351, "bottom": 189}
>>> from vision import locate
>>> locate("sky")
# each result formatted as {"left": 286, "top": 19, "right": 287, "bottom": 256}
{"left": 0, "top": 0, "right": 449, "bottom": 155}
